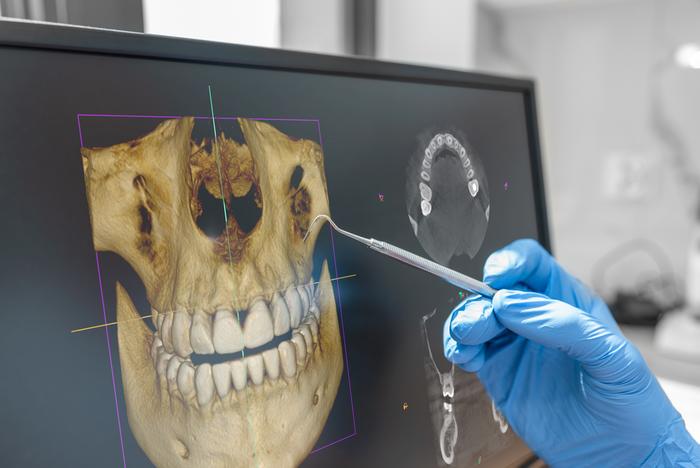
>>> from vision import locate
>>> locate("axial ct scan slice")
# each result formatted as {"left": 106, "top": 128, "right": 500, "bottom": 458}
{"left": 80, "top": 117, "right": 343, "bottom": 467}
{"left": 406, "top": 131, "right": 491, "bottom": 265}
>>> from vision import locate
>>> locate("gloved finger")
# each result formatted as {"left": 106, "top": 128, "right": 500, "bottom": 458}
{"left": 457, "top": 346, "right": 486, "bottom": 373}
{"left": 492, "top": 289, "right": 638, "bottom": 383}
{"left": 483, "top": 239, "right": 591, "bottom": 305}
{"left": 443, "top": 333, "right": 485, "bottom": 372}
{"left": 483, "top": 239, "right": 556, "bottom": 291}
{"left": 448, "top": 296, "right": 505, "bottom": 345}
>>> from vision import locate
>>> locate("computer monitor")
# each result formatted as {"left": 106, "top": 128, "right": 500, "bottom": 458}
{"left": 0, "top": 20, "right": 549, "bottom": 467}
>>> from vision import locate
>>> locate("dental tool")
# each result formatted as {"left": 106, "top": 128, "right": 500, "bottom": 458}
{"left": 304, "top": 214, "right": 497, "bottom": 298}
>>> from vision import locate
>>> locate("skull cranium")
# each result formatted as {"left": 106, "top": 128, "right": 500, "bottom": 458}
{"left": 81, "top": 117, "right": 343, "bottom": 467}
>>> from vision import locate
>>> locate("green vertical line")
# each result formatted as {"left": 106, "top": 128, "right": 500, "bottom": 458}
{"left": 207, "top": 85, "right": 245, "bottom": 358}
{"left": 207, "top": 85, "right": 259, "bottom": 467}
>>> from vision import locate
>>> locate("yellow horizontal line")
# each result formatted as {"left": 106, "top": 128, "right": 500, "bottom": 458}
{"left": 70, "top": 273, "right": 357, "bottom": 334}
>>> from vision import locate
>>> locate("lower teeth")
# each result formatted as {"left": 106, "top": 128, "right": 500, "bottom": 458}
{"left": 191, "top": 330, "right": 293, "bottom": 366}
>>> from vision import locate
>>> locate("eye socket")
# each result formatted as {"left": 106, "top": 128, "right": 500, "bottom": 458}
{"left": 290, "top": 165, "right": 304, "bottom": 190}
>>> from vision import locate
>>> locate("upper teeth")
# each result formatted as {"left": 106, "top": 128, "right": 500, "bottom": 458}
{"left": 150, "top": 282, "right": 321, "bottom": 406}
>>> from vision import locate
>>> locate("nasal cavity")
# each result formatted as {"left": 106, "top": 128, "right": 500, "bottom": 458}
{"left": 195, "top": 184, "right": 228, "bottom": 238}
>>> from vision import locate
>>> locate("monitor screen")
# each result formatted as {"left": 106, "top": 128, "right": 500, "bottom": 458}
{"left": 0, "top": 21, "right": 548, "bottom": 467}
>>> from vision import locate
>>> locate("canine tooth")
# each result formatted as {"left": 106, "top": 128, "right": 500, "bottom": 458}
{"left": 190, "top": 310, "right": 215, "bottom": 354}
{"left": 270, "top": 292, "right": 290, "bottom": 336}
{"left": 278, "top": 341, "right": 297, "bottom": 378}
{"left": 299, "top": 324, "right": 313, "bottom": 352}
{"left": 150, "top": 336, "right": 163, "bottom": 362}
{"left": 292, "top": 333, "right": 307, "bottom": 363}
{"left": 172, "top": 310, "right": 193, "bottom": 357}
{"left": 243, "top": 300, "right": 274, "bottom": 349}
{"left": 285, "top": 287, "right": 303, "bottom": 329}
{"left": 231, "top": 359, "right": 247, "bottom": 391}
{"left": 297, "top": 285, "right": 310, "bottom": 314}
{"left": 195, "top": 363, "right": 214, "bottom": 406}
{"left": 212, "top": 363, "right": 231, "bottom": 398}
{"left": 177, "top": 362, "right": 195, "bottom": 399}
{"left": 161, "top": 311, "right": 174, "bottom": 353}
{"left": 156, "top": 350, "right": 171, "bottom": 375}
{"left": 246, "top": 355, "right": 264, "bottom": 385}
{"left": 262, "top": 348, "right": 280, "bottom": 381}
{"left": 213, "top": 310, "right": 244, "bottom": 354}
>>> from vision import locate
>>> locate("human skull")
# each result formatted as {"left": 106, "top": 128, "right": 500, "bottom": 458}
{"left": 81, "top": 117, "right": 343, "bottom": 467}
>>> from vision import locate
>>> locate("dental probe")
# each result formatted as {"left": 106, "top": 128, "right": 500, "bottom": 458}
{"left": 304, "top": 214, "right": 497, "bottom": 298}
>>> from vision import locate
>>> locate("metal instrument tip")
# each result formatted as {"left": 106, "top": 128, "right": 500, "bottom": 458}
{"left": 303, "top": 214, "right": 332, "bottom": 242}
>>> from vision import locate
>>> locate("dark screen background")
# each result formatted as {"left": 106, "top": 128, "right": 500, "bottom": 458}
{"left": 0, "top": 45, "right": 541, "bottom": 467}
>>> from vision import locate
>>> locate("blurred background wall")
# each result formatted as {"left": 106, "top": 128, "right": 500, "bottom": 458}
{"left": 3, "top": 0, "right": 700, "bottom": 298}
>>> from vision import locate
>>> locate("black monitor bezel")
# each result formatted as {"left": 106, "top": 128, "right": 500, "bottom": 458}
{"left": 0, "top": 19, "right": 551, "bottom": 250}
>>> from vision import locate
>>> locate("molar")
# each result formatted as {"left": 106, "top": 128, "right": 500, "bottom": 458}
{"left": 243, "top": 299, "right": 274, "bottom": 349}
{"left": 166, "top": 355, "right": 183, "bottom": 395}
{"left": 213, "top": 309, "right": 244, "bottom": 354}
{"left": 421, "top": 200, "right": 432, "bottom": 216}
{"left": 419, "top": 182, "right": 432, "bottom": 202}
{"left": 468, "top": 179, "right": 479, "bottom": 197}
{"left": 299, "top": 324, "right": 312, "bottom": 353}
{"left": 161, "top": 311, "right": 174, "bottom": 354}
{"left": 150, "top": 336, "right": 163, "bottom": 362}
{"left": 156, "top": 350, "right": 171, "bottom": 376}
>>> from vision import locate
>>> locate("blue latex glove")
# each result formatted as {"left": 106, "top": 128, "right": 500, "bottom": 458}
{"left": 444, "top": 239, "right": 700, "bottom": 467}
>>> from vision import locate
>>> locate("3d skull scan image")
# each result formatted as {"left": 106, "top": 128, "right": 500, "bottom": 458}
{"left": 80, "top": 117, "right": 343, "bottom": 467}
{"left": 406, "top": 131, "right": 490, "bottom": 265}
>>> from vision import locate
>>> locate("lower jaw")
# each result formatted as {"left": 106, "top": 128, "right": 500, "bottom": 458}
{"left": 116, "top": 260, "right": 343, "bottom": 468}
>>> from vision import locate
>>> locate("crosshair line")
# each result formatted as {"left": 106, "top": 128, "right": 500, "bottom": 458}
{"left": 70, "top": 273, "right": 357, "bottom": 334}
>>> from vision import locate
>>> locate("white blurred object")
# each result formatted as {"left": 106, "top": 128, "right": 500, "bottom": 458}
{"left": 675, "top": 43, "right": 700, "bottom": 70}
{"left": 602, "top": 151, "right": 657, "bottom": 201}
{"left": 658, "top": 377, "right": 700, "bottom": 441}
{"left": 685, "top": 223, "right": 700, "bottom": 313}
{"left": 376, "top": 0, "right": 477, "bottom": 69}
{"left": 655, "top": 312, "right": 700, "bottom": 359}
{"left": 143, "top": 0, "right": 280, "bottom": 47}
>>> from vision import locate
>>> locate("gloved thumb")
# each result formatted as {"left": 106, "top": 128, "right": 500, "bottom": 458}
{"left": 492, "top": 289, "right": 642, "bottom": 384}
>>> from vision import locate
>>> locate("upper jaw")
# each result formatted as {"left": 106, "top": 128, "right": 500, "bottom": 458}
{"left": 150, "top": 280, "right": 322, "bottom": 407}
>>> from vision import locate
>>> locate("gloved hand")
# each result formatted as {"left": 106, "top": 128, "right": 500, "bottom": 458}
{"left": 444, "top": 239, "right": 700, "bottom": 467}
